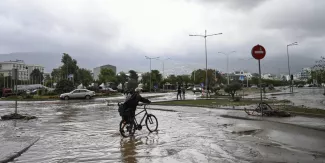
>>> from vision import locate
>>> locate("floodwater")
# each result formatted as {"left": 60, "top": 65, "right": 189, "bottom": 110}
{"left": 248, "top": 87, "right": 325, "bottom": 109}
{"left": 1, "top": 99, "right": 325, "bottom": 163}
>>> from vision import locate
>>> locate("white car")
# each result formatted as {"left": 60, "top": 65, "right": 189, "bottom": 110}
{"left": 60, "top": 89, "right": 95, "bottom": 100}
{"left": 108, "top": 88, "right": 118, "bottom": 93}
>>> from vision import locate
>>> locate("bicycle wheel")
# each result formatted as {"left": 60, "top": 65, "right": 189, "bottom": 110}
{"left": 119, "top": 119, "right": 135, "bottom": 137}
{"left": 145, "top": 114, "right": 158, "bottom": 132}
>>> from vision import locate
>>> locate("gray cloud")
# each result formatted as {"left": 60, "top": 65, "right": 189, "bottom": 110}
{"left": 0, "top": 0, "right": 324, "bottom": 75}
{"left": 188, "top": 0, "right": 270, "bottom": 10}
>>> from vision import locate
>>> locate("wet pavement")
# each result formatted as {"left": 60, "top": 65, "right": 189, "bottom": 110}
{"left": 1, "top": 97, "right": 325, "bottom": 163}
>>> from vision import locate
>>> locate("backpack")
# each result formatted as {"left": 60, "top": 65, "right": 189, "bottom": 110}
{"left": 118, "top": 103, "right": 126, "bottom": 116}
{"left": 118, "top": 93, "right": 137, "bottom": 116}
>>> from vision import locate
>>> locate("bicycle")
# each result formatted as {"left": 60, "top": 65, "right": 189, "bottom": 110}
{"left": 118, "top": 103, "right": 158, "bottom": 137}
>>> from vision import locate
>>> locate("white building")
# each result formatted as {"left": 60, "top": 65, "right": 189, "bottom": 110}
{"left": 229, "top": 70, "right": 253, "bottom": 80}
{"left": 300, "top": 67, "right": 311, "bottom": 80}
{"left": 262, "top": 73, "right": 277, "bottom": 80}
{"left": 280, "top": 74, "right": 290, "bottom": 81}
{"left": 0, "top": 60, "right": 45, "bottom": 81}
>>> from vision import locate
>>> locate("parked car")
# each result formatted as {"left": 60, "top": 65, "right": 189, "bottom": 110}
{"left": 192, "top": 87, "right": 202, "bottom": 93}
{"left": 108, "top": 88, "right": 118, "bottom": 93}
{"left": 60, "top": 89, "right": 95, "bottom": 100}
{"left": 297, "top": 84, "right": 304, "bottom": 88}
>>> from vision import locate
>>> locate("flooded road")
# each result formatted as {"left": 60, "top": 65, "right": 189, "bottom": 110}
{"left": 1, "top": 100, "right": 325, "bottom": 163}
{"left": 248, "top": 87, "right": 325, "bottom": 109}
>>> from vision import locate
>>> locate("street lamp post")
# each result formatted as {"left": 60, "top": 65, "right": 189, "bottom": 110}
{"left": 189, "top": 30, "right": 222, "bottom": 97}
{"left": 287, "top": 42, "right": 298, "bottom": 93}
{"left": 218, "top": 51, "right": 236, "bottom": 85}
{"left": 160, "top": 58, "right": 171, "bottom": 91}
{"left": 145, "top": 56, "right": 159, "bottom": 92}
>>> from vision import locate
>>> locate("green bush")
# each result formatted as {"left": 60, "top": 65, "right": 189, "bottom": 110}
{"left": 55, "top": 79, "right": 74, "bottom": 94}
{"left": 224, "top": 82, "right": 242, "bottom": 99}
{"left": 44, "top": 91, "right": 57, "bottom": 96}
{"left": 234, "top": 97, "right": 241, "bottom": 102}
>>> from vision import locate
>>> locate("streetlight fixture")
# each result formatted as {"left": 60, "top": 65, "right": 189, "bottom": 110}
{"left": 159, "top": 57, "right": 171, "bottom": 91}
{"left": 189, "top": 30, "right": 222, "bottom": 97}
{"left": 218, "top": 51, "right": 236, "bottom": 85}
{"left": 287, "top": 42, "right": 298, "bottom": 93}
{"left": 145, "top": 56, "right": 159, "bottom": 92}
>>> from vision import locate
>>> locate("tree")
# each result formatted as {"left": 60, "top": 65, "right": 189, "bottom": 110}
{"left": 116, "top": 72, "right": 128, "bottom": 90}
{"left": 129, "top": 70, "right": 138, "bottom": 81}
{"left": 0, "top": 73, "right": 4, "bottom": 89}
{"left": 127, "top": 79, "right": 138, "bottom": 91}
{"left": 141, "top": 72, "right": 150, "bottom": 90}
{"left": 55, "top": 79, "right": 74, "bottom": 94}
{"left": 215, "top": 71, "right": 226, "bottom": 84}
{"left": 140, "top": 70, "right": 162, "bottom": 90}
{"left": 78, "top": 68, "right": 93, "bottom": 87}
{"left": 51, "top": 68, "right": 62, "bottom": 82}
{"left": 191, "top": 69, "right": 217, "bottom": 87}
{"left": 151, "top": 70, "right": 162, "bottom": 89}
{"left": 98, "top": 68, "right": 116, "bottom": 84}
{"left": 30, "top": 69, "right": 44, "bottom": 84}
{"left": 224, "top": 82, "right": 242, "bottom": 99}
{"left": 60, "top": 53, "right": 79, "bottom": 84}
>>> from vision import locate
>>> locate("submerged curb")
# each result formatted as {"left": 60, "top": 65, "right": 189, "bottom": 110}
{"left": 0, "top": 137, "right": 40, "bottom": 163}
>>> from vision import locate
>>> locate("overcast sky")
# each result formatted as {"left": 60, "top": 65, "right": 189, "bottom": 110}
{"left": 0, "top": 0, "right": 324, "bottom": 75}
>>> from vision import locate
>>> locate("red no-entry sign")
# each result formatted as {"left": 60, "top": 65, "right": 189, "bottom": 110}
{"left": 251, "top": 45, "right": 266, "bottom": 60}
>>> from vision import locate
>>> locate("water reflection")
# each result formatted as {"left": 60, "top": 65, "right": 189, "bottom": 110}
{"left": 120, "top": 137, "right": 138, "bottom": 163}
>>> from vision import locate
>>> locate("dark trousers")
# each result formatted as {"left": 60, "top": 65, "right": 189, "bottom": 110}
{"left": 177, "top": 92, "right": 182, "bottom": 100}
{"left": 123, "top": 109, "right": 135, "bottom": 123}
{"left": 182, "top": 93, "right": 185, "bottom": 99}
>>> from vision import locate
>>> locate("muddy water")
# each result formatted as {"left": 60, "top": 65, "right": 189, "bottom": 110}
{"left": 1, "top": 101, "right": 325, "bottom": 162}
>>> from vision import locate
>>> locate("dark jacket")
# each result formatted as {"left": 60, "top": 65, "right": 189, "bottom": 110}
{"left": 177, "top": 86, "right": 181, "bottom": 93}
{"left": 124, "top": 92, "right": 150, "bottom": 110}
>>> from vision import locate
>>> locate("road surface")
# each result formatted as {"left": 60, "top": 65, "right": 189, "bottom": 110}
{"left": 0, "top": 96, "right": 325, "bottom": 163}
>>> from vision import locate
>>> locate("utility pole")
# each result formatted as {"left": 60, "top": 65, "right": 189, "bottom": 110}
{"left": 219, "top": 51, "right": 236, "bottom": 85}
{"left": 189, "top": 30, "right": 222, "bottom": 97}
{"left": 160, "top": 58, "right": 170, "bottom": 92}
{"left": 287, "top": 42, "right": 298, "bottom": 93}
{"left": 145, "top": 56, "right": 159, "bottom": 92}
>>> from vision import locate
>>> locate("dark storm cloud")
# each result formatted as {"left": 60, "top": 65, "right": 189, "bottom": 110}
{"left": 258, "top": 0, "right": 325, "bottom": 38}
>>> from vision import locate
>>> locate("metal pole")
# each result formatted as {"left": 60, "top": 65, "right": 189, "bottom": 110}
{"left": 204, "top": 30, "right": 208, "bottom": 97}
{"left": 162, "top": 61, "right": 164, "bottom": 92}
{"left": 287, "top": 45, "right": 291, "bottom": 93}
{"left": 150, "top": 59, "right": 152, "bottom": 92}
{"left": 14, "top": 69, "right": 18, "bottom": 114}
{"left": 258, "top": 60, "right": 263, "bottom": 116}
{"left": 246, "top": 75, "right": 248, "bottom": 87}
{"left": 227, "top": 55, "right": 229, "bottom": 85}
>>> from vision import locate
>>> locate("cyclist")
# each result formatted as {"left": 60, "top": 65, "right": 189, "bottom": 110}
{"left": 122, "top": 88, "right": 151, "bottom": 123}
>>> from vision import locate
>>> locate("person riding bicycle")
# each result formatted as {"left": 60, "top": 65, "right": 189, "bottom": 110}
{"left": 122, "top": 88, "right": 151, "bottom": 123}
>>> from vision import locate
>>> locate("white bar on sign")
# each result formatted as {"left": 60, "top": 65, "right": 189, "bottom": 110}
{"left": 255, "top": 51, "right": 264, "bottom": 54}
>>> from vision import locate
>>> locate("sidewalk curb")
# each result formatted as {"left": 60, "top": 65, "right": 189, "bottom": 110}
{"left": 0, "top": 137, "right": 40, "bottom": 163}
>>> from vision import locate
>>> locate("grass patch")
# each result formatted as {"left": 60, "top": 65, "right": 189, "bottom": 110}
{"left": 279, "top": 105, "right": 325, "bottom": 117}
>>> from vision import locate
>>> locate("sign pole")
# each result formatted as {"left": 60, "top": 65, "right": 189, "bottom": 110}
{"left": 14, "top": 69, "right": 18, "bottom": 114}
{"left": 258, "top": 60, "right": 263, "bottom": 116}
